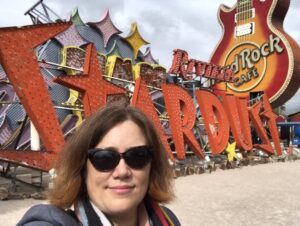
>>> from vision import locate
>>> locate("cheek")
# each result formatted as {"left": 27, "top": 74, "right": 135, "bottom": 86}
{"left": 85, "top": 161, "right": 108, "bottom": 192}
{"left": 137, "top": 165, "right": 151, "bottom": 189}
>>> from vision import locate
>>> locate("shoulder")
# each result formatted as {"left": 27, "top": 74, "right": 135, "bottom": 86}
{"left": 17, "top": 204, "right": 81, "bottom": 226}
{"left": 161, "top": 206, "right": 181, "bottom": 226}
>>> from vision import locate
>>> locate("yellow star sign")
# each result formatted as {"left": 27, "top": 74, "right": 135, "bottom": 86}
{"left": 226, "top": 141, "right": 237, "bottom": 162}
{"left": 124, "top": 22, "right": 149, "bottom": 59}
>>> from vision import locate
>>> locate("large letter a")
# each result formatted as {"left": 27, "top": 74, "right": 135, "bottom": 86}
{"left": 162, "top": 84, "right": 204, "bottom": 159}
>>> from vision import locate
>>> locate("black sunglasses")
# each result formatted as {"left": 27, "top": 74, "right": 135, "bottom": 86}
{"left": 88, "top": 145, "right": 152, "bottom": 172}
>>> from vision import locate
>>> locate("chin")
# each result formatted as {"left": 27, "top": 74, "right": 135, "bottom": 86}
{"left": 105, "top": 198, "right": 142, "bottom": 215}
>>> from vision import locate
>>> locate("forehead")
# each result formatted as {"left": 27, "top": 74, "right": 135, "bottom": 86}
{"left": 96, "top": 120, "right": 147, "bottom": 149}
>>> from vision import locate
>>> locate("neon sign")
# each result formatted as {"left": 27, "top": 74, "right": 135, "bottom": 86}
{"left": 0, "top": 23, "right": 282, "bottom": 171}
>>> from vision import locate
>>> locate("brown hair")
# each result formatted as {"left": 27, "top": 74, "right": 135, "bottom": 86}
{"left": 49, "top": 105, "right": 174, "bottom": 208}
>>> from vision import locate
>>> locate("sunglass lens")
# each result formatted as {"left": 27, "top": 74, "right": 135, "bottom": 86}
{"left": 124, "top": 146, "right": 152, "bottom": 169}
{"left": 91, "top": 150, "right": 120, "bottom": 171}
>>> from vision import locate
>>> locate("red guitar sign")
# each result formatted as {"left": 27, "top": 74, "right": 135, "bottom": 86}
{"left": 210, "top": 0, "right": 300, "bottom": 108}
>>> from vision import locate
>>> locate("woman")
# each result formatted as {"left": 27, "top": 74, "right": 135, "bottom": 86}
{"left": 18, "top": 105, "right": 180, "bottom": 226}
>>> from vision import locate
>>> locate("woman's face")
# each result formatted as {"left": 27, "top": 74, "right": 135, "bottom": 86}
{"left": 86, "top": 120, "right": 151, "bottom": 216}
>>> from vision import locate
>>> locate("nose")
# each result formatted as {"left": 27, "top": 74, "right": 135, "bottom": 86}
{"left": 112, "top": 158, "right": 132, "bottom": 179}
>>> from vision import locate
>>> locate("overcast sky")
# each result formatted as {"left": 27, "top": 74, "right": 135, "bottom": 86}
{"left": 0, "top": 0, "right": 299, "bottom": 114}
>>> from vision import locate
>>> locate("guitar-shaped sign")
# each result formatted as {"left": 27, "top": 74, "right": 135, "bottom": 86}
{"left": 210, "top": 0, "right": 300, "bottom": 108}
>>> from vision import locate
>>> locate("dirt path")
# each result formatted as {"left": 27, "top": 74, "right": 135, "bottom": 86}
{"left": 1, "top": 161, "right": 300, "bottom": 226}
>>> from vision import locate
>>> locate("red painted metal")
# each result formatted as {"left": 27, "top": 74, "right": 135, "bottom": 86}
{"left": 249, "top": 102, "right": 274, "bottom": 154}
{"left": 131, "top": 78, "right": 174, "bottom": 160}
{"left": 0, "top": 22, "right": 71, "bottom": 170}
{"left": 290, "top": 113, "right": 300, "bottom": 122}
{"left": 55, "top": 44, "right": 126, "bottom": 117}
{"left": 221, "top": 95, "right": 252, "bottom": 151}
{"left": 168, "top": 49, "right": 189, "bottom": 79}
{"left": 261, "top": 95, "right": 282, "bottom": 155}
{"left": 0, "top": 151, "right": 52, "bottom": 171}
{"left": 162, "top": 84, "right": 204, "bottom": 160}
{"left": 169, "top": 49, "right": 234, "bottom": 82}
{"left": 195, "top": 90, "right": 229, "bottom": 155}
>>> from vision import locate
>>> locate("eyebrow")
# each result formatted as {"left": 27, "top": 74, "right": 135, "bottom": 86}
{"left": 94, "top": 146, "right": 117, "bottom": 151}
{"left": 94, "top": 145, "right": 148, "bottom": 151}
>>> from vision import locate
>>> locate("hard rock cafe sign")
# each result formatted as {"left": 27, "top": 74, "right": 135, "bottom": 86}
{"left": 210, "top": 0, "right": 300, "bottom": 108}
{"left": 227, "top": 34, "right": 282, "bottom": 89}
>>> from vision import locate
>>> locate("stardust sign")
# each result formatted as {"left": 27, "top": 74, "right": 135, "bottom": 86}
{"left": 0, "top": 23, "right": 282, "bottom": 171}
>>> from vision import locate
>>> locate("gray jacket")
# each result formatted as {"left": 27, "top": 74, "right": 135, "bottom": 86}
{"left": 17, "top": 204, "right": 81, "bottom": 226}
{"left": 17, "top": 203, "right": 181, "bottom": 226}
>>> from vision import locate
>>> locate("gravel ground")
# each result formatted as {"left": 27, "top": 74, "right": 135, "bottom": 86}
{"left": 1, "top": 161, "right": 300, "bottom": 226}
{"left": 167, "top": 161, "right": 300, "bottom": 226}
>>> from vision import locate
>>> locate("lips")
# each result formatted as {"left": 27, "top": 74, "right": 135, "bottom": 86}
{"left": 109, "top": 185, "right": 135, "bottom": 195}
